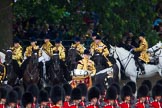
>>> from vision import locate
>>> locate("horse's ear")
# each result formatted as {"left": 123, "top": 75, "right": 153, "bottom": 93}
{"left": 110, "top": 44, "right": 115, "bottom": 49}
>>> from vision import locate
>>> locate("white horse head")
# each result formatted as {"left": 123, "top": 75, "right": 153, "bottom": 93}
{"left": 109, "top": 45, "right": 117, "bottom": 57}
{"left": 148, "top": 42, "right": 162, "bottom": 69}
{"left": 109, "top": 46, "right": 161, "bottom": 83}
{"left": 148, "top": 41, "right": 162, "bottom": 53}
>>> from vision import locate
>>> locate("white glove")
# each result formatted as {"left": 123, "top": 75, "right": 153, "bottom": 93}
{"left": 91, "top": 74, "right": 95, "bottom": 77}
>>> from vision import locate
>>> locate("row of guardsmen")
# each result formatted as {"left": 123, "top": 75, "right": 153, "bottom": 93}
{"left": 10, "top": 32, "right": 113, "bottom": 68}
{"left": 0, "top": 79, "right": 162, "bottom": 108}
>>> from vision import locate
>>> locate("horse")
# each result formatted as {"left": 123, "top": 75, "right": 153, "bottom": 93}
{"left": 23, "top": 50, "right": 40, "bottom": 87}
{"left": 47, "top": 52, "right": 66, "bottom": 85}
{"left": 91, "top": 51, "right": 121, "bottom": 88}
{"left": 147, "top": 41, "right": 162, "bottom": 68}
{"left": 147, "top": 41, "right": 162, "bottom": 53}
{"left": 4, "top": 50, "right": 20, "bottom": 86}
{"left": 147, "top": 41, "right": 162, "bottom": 64}
{"left": 66, "top": 48, "right": 82, "bottom": 72}
{"left": 109, "top": 46, "right": 162, "bottom": 83}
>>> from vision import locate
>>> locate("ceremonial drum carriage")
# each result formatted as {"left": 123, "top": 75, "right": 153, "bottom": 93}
{"left": 70, "top": 69, "right": 92, "bottom": 89}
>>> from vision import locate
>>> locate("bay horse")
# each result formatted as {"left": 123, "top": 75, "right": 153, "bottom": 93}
{"left": 4, "top": 50, "right": 20, "bottom": 86}
{"left": 23, "top": 50, "right": 40, "bottom": 87}
{"left": 91, "top": 51, "right": 121, "bottom": 88}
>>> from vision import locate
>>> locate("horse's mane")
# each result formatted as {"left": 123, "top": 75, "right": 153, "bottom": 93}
{"left": 116, "top": 47, "right": 130, "bottom": 54}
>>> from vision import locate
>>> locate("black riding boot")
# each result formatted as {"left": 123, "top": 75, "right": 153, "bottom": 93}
{"left": 137, "top": 59, "right": 145, "bottom": 75}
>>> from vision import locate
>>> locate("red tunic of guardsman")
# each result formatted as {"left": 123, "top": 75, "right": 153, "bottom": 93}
{"left": 32, "top": 103, "right": 36, "bottom": 108}
{"left": 51, "top": 105, "right": 61, "bottom": 108}
{"left": 135, "top": 102, "right": 145, "bottom": 108}
{"left": 150, "top": 101, "right": 161, "bottom": 108}
{"left": 69, "top": 104, "right": 79, "bottom": 108}
{"left": 0, "top": 104, "right": 5, "bottom": 108}
{"left": 150, "top": 84, "right": 162, "bottom": 108}
{"left": 104, "top": 104, "right": 116, "bottom": 108}
{"left": 80, "top": 101, "right": 85, "bottom": 107}
{"left": 86, "top": 87, "right": 100, "bottom": 108}
{"left": 47, "top": 102, "right": 53, "bottom": 108}
{"left": 16, "top": 104, "right": 21, "bottom": 108}
{"left": 119, "top": 85, "right": 132, "bottom": 108}
{"left": 105, "top": 99, "right": 119, "bottom": 106}
{"left": 119, "top": 102, "right": 131, "bottom": 108}
{"left": 63, "top": 101, "right": 70, "bottom": 108}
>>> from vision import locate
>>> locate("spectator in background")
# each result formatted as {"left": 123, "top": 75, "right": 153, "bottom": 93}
{"left": 153, "top": 16, "right": 162, "bottom": 32}
{"left": 39, "top": 23, "right": 50, "bottom": 39}
{"left": 118, "top": 34, "right": 127, "bottom": 49}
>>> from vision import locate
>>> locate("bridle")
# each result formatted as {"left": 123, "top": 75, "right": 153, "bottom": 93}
{"left": 150, "top": 46, "right": 162, "bottom": 57}
{"left": 111, "top": 47, "right": 133, "bottom": 70}
{"left": 27, "top": 52, "right": 39, "bottom": 80}
{"left": 52, "top": 53, "right": 60, "bottom": 71}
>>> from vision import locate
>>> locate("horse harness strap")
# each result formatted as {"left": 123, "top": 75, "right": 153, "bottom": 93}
{"left": 27, "top": 65, "right": 38, "bottom": 80}
{"left": 115, "top": 49, "right": 133, "bottom": 71}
